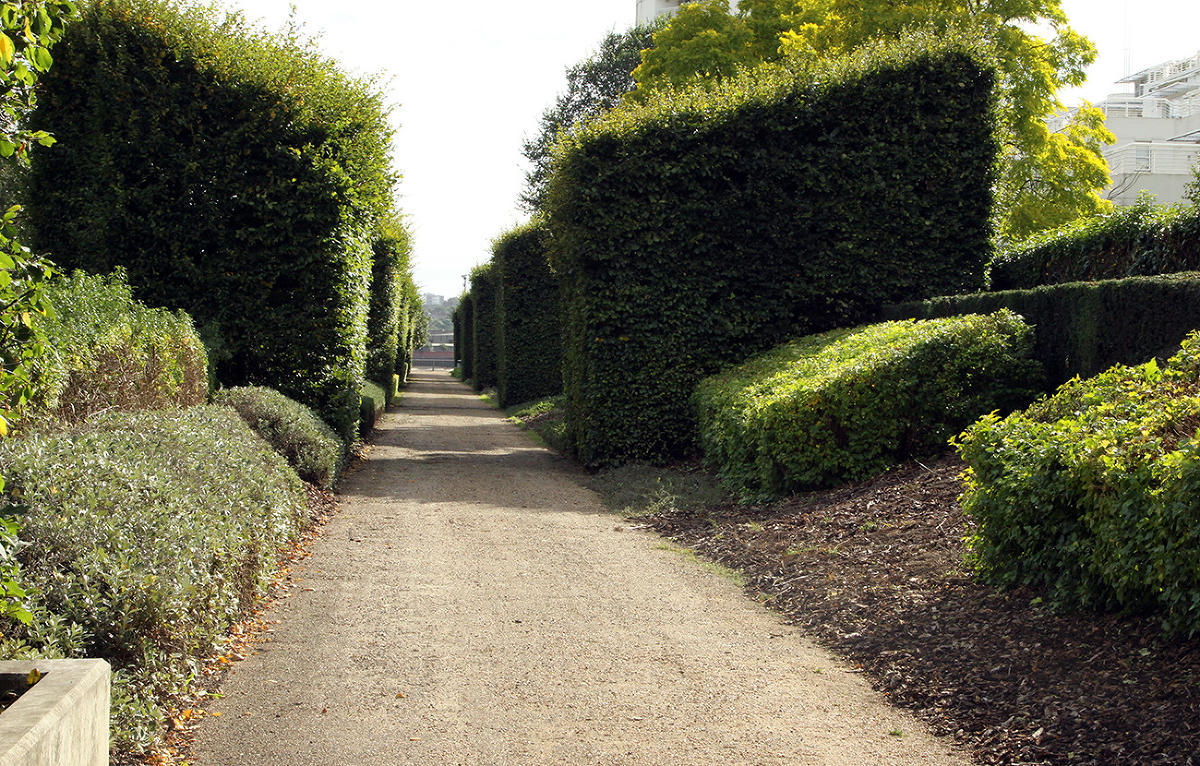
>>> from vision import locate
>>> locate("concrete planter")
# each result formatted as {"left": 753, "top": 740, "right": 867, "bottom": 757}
{"left": 0, "top": 660, "right": 110, "bottom": 766}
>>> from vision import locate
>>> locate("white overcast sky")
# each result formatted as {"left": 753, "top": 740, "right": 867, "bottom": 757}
{"left": 225, "top": 0, "right": 1200, "bottom": 299}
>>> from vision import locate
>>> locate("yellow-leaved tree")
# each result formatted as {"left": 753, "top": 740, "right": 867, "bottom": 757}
{"left": 632, "top": 0, "right": 1114, "bottom": 241}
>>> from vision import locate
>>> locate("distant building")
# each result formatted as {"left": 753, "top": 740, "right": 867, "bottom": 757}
{"left": 636, "top": 0, "right": 684, "bottom": 24}
{"left": 636, "top": 0, "right": 735, "bottom": 25}
{"left": 1091, "top": 49, "right": 1200, "bottom": 205}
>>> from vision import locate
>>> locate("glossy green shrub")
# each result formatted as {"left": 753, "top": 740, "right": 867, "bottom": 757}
{"left": 470, "top": 263, "right": 499, "bottom": 391}
{"left": 34, "top": 270, "right": 207, "bottom": 426}
{"left": 989, "top": 198, "right": 1200, "bottom": 290}
{"left": 452, "top": 304, "right": 462, "bottom": 368}
{"left": 884, "top": 272, "right": 1200, "bottom": 386}
{"left": 366, "top": 226, "right": 413, "bottom": 387}
{"left": 494, "top": 220, "right": 561, "bottom": 407}
{"left": 27, "top": 0, "right": 397, "bottom": 441}
{"left": 696, "top": 312, "right": 1039, "bottom": 498}
{"left": 0, "top": 405, "right": 307, "bottom": 753}
{"left": 213, "top": 386, "right": 343, "bottom": 489}
{"left": 547, "top": 36, "right": 998, "bottom": 466}
{"left": 956, "top": 332, "right": 1200, "bottom": 636}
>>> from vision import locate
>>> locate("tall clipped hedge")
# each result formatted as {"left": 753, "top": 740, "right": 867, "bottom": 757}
{"left": 452, "top": 304, "right": 462, "bottom": 368}
{"left": 470, "top": 263, "right": 500, "bottom": 391}
{"left": 27, "top": 0, "right": 396, "bottom": 441}
{"left": 989, "top": 199, "right": 1200, "bottom": 290}
{"left": 884, "top": 272, "right": 1200, "bottom": 387}
{"left": 460, "top": 295, "right": 475, "bottom": 381}
{"left": 546, "top": 36, "right": 998, "bottom": 466}
{"left": 494, "top": 220, "right": 562, "bottom": 407}
{"left": 366, "top": 224, "right": 413, "bottom": 387}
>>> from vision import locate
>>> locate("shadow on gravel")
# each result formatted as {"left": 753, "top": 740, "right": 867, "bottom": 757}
{"left": 639, "top": 454, "right": 1200, "bottom": 766}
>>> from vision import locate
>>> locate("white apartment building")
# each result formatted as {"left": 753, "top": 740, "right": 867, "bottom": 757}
{"left": 635, "top": 0, "right": 684, "bottom": 24}
{"left": 635, "top": 0, "right": 735, "bottom": 25}
{"left": 1093, "top": 49, "right": 1200, "bottom": 205}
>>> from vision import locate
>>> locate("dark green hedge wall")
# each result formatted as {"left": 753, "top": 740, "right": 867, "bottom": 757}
{"left": 546, "top": 38, "right": 998, "bottom": 466}
{"left": 452, "top": 303, "right": 462, "bottom": 369}
{"left": 460, "top": 294, "right": 475, "bottom": 382}
{"left": 494, "top": 220, "right": 562, "bottom": 407}
{"left": 470, "top": 263, "right": 500, "bottom": 392}
{"left": 366, "top": 226, "right": 412, "bottom": 387}
{"left": 27, "top": 0, "right": 396, "bottom": 441}
{"left": 989, "top": 199, "right": 1200, "bottom": 290}
{"left": 884, "top": 272, "right": 1200, "bottom": 386}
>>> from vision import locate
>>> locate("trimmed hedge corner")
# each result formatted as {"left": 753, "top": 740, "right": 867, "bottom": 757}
{"left": 956, "top": 331, "right": 1200, "bottom": 636}
{"left": 547, "top": 35, "right": 999, "bottom": 466}
{"left": 459, "top": 295, "right": 475, "bottom": 382}
{"left": 696, "top": 312, "right": 1039, "bottom": 498}
{"left": 213, "top": 386, "right": 344, "bottom": 490}
{"left": 884, "top": 272, "right": 1200, "bottom": 386}
{"left": 494, "top": 220, "right": 562, "bottom": 407}
{"left": 0, "top": 405, "right": 308, "bottom": 753}
{"left": 28, "top": 0, "right": 397, "bottom": 441}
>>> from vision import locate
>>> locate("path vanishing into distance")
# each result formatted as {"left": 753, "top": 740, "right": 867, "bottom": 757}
{"left": 192, "top": 371, "right": 970, "bottom": 765}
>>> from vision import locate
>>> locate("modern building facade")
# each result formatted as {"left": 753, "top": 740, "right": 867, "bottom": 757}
{"left": 1093, "top": 49, "right": 1200, "bottom": 205}
{"left": 635, "top": 0, "right": 685, "bottom": 25}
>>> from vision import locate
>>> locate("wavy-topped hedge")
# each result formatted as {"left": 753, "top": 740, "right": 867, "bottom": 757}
{"left": 957, "top": 331, "right": 1200, "bottom": 636}
{"left": 696, "top": 312, "right": 1039, "bottom": 498}
{"left": 28, "top": 0, "right": 396, "bottom": 440}
{"left": 546, "top": 34, "right": 999, "bottom": 466}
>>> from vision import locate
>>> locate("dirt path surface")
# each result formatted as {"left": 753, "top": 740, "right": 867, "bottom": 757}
{"left": 191, "top": 372, "right": 970, "bottom": 765}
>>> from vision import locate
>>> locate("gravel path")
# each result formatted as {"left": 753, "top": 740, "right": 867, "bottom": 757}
{"left": 191, "top": 371, "right": 970, "bottom": 765}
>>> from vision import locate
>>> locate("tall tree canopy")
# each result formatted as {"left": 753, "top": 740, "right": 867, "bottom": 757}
{"left": 632, "top": 0, "right": 1114, "bottom": 241}
{"left": 520, "top": 22, "right": 659, "bottom": 213}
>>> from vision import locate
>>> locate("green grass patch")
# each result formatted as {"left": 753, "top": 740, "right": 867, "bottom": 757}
{"left": 504, "top": 395, "right": 570, "bottom": 455}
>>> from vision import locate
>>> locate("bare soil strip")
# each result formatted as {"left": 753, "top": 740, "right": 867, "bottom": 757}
{"left": 642, "top": 456, "right": 1200, "bottom": 766}
{"left": 191, "top": 372, "right": 968, "bottom": 765}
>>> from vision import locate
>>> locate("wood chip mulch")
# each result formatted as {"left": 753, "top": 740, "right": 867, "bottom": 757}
{"left": 638, "top": 454, "right": 1200, "bottom": 766}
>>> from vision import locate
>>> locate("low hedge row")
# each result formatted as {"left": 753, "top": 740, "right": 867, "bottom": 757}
{"left": 494, "top": 220, "right": 562, "bottom": 407}
{"left": 470, "top": 263, "right": 500, "bottom": 391}
{"left": 0, "top": 406, "right": 309, "bottom": 753}
{"left": 883, "top": 272, "right": 1200, "bottom": 386}
{"left": 989, "top": 199, "right": 1200, "bottom": 290}
{"left": 695, "top": 312, "right": 1039, "bottom": 498}
{"left": 213, "top": 386, "right": 344, "bottom": 490}
{"left": 546, "top": 35, "right": 998, "bottom": 466}
{"left": 359, "top": 379, "right": 387, "bottom": 437}
{"left": 956, "top": 331, "right": 1200, "bottom": 636}
{"left": 35, "top": 270, "right": 208, "bottom": 427}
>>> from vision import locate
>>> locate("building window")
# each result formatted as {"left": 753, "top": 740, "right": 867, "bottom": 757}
{"left": 1134, "top": 145, "right": 1151, "bottom": 172}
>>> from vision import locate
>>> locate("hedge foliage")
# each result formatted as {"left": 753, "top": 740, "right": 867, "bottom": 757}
{"left": 884, "top": 272, "right": 1200, "bottom": 387}
{"left": 546, "top": 36, "right": 998, "bottom": 466}
{"left": 696, "top": 313, "right": 1039, "bottom": 498}
{"left": 460, "top": 295, "right": 475, "bottom": 381}
{"left": 469, "top": 263, "right": 500, "bottom": 391}
{"left": 0, "top": 406, "right": 308, "bottom": 753}
{"left": 33, "top": 270, "right": 207, "bottom": 427}
{"left": 27, "top": 0, "right": 398, "bottom": 441}
{"left": 213, "top": 386, "right": 343, "bottom": 490}
{"left": 452, "top": 303, "right": 462, "bottom": 368}
{"left": 494, "top": 220, "right": 562, "bottom": 407}
{"left": 366, "top": 225, "right": 414, "bottom": 387}
{"left": 359, "top": 379, "right": 387, "bottom": 437}
{"left": 989, "top": 198, "right": 1200, "bottom": 290}
{"left": 956, "top": 332, "right": 1200, "bottom": 636}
